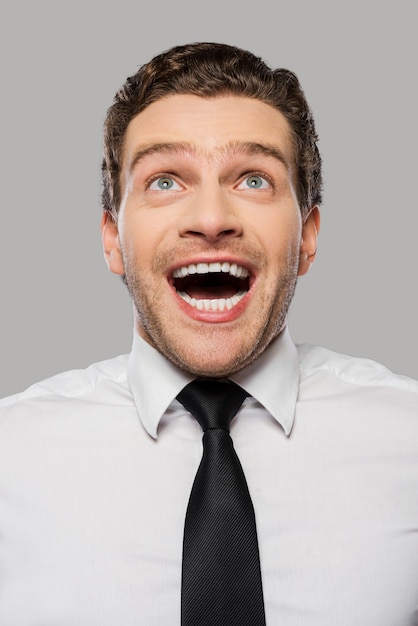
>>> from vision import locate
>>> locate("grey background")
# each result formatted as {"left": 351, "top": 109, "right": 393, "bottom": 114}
{"left": 1, "top": 1, "right": 417, "bottom": 398}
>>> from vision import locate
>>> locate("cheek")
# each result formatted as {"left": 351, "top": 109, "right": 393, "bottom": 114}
{"left": 259, "top": 222, "right": 301, "bottom": 267}
{"left": 118, "top": 214, "right": 157, "bottom": 263}
{"left": 251, "top": 203, "right": 301, "bottom": 246}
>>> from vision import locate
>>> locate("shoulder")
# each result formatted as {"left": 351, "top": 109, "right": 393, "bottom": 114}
{"left": 0, "top": 353, "right": 131, "bottom": 416}
{"left": 294, "top": 345, "right": 418, "bottom": 450}
{"left": 297, "top": 343, "right": 418, "bottom": 391}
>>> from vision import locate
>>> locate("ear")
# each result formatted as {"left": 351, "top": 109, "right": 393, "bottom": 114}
{"left": 298, "top": 206, "right": 320, "bottom": 276}
{"left": 101, "top": 212, "right": 124, "bottom": 275}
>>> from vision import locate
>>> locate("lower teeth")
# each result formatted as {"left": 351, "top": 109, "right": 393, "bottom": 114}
{"left": 178, "top": 291, "right": 246, "bottom": 311}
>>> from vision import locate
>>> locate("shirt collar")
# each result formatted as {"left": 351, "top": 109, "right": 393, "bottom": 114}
{"left": 128, "top": 326, "right": 299, "bottom": 438}
{"left": 228, "top": 326, "right": 299, "bottom": 435}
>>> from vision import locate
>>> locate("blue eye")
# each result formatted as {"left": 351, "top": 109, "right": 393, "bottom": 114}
{"left": 238, "top": 175, "right": 270, "bottom": 190}
{"left": 149, "top": 176, "right": 181, "bottom": 191}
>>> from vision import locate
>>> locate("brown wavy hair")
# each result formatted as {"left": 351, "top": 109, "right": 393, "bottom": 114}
{"left": 102, "top": 42, "right": 322, "bottom": 220}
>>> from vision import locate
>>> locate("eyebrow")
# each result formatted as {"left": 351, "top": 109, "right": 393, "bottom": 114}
{"left": 128, "top": 140, "right": 291, "bottom": 175}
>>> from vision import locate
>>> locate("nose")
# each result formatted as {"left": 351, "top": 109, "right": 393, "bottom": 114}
{"left": 178, "top": 184, "right": 243, "bottom": 243}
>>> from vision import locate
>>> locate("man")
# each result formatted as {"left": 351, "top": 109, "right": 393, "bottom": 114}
{"left": 0, "top": 42, "right": 417, "bottom": 625}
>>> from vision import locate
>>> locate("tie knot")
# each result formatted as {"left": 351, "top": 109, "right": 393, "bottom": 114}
{"left": 177, "top": 379, "right": 248, "bottom": 432}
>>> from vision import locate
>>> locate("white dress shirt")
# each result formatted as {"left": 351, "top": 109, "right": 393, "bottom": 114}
{"left": 0, "top": 327, "right": 417, "bottom": 625}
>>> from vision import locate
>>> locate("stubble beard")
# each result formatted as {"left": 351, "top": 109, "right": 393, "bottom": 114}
{"left": 121, "top": 244, "right": 300, "bottom": 377}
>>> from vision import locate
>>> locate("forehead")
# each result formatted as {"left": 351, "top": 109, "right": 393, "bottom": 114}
{"left": 122, "top": 94, "right": 294, "bottom": 169}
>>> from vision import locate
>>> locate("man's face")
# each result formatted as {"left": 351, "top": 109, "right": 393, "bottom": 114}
{"left": 102, "top": 94, "right": 318, "bottom": 377}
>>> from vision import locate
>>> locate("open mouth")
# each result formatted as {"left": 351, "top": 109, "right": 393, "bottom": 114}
{"left": 171, "top": 261, "right": 251, "bottom": 312}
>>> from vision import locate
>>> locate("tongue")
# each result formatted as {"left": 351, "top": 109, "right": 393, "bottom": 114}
{"left": 186, "top": 285, "right": 238, "bottom": 299}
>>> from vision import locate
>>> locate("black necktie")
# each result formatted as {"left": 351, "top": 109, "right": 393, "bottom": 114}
{"left": 177, "top": 379, "right": 266, "bottom": 626}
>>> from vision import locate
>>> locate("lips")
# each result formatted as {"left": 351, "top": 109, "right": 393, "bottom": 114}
{"left": 171, "top": 261, "right": 251, "bottom": 312}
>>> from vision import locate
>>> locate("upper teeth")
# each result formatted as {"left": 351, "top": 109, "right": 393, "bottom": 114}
{"left": 172, "top": 262, "right": 249, "bottom": 279}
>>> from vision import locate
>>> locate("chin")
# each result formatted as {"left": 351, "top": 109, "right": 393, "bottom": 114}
{"left": 163, "top": 334, "right": 266, "bottom": 378}
{"left": 178, "top": 359, "right": 241, "bottom": 378}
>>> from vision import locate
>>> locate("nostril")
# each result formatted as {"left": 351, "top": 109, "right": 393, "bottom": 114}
{"left": 182, "top": 228, "right": 241, "bottom": 240}
{"left": 185, "top": 230, "right": 207, "bottom": 238}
